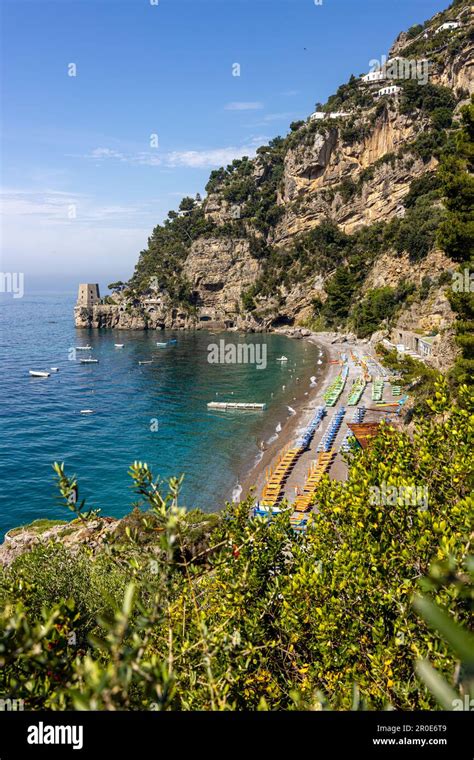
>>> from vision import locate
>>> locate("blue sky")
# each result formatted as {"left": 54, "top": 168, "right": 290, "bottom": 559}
{"left": 1, "top": 0, "right": 449, "bottom": 291}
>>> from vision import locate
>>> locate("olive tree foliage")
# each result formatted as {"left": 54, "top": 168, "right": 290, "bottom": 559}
{"left": 0, "top": 381, "right": 472, "bottom": 711}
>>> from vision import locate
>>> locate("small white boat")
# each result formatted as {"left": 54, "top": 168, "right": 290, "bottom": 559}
{"left": 276, "top": 356, "right": 288, "bottom": 362}
{"left": 114, "top": 344, "right": 124, "bottom": 348}
{"left": 156, "top": 342, "right": 168, "bottom": 347}
{"left": 138, "top": 360, "right": 152, "bottom": 365}
{"left": 80, "top": 409, "right": 94, "bottom": 415}
{"left": 76, "top": 346, "right": 92, "bottom": 350}
{"left": 80, "top": 358, "right": 98, "bottom": 364}
{"left": 29, "top": 370, "right": 50, "bottom": 378}
{"left": 50, "top": 367, "right": 59, "bottom": 372}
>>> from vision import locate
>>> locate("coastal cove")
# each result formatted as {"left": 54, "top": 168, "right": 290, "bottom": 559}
{"left": 0, "top": 293, "right": 324, "bottom": 537}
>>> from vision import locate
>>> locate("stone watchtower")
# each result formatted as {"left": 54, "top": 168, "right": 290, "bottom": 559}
{"left": 76, "top": 284, "right": 100, "bottom": 307}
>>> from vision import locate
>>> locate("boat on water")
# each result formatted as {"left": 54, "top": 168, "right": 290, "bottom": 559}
{"left": 50, "top": 367, "right": 59, "bottom": 372}
{"left": 276, "top": 356, "right": 288, "bottom": 362}
{"left": 80, "top": 409, "right": 94, "bottom": 415}
{"left": 80, "top": 358, "right": 98, "bottom": 364}
{"left": 114, "top": 343, "right": 124, "bottom": 348}
{"left": 156, "top": 342, "right": 168, "bottom": 347}
{"left": 76, "top": 346, "right": 92, "bottom": 350}
{"left": 168, "top": 339, "right": 177, "bottom": 344}
{"left": 29, "top": 370, "right": 50, "bottom": 378}
{"left": 138, "top": 360, "right": 153, "bottom": 365}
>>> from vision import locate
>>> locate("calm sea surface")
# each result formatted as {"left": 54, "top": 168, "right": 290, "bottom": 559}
{"left": 0, "top": 293, "right": 323, "bottom": 536}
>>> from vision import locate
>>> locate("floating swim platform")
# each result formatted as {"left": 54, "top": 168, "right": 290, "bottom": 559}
{"left": 207, "top": 401, "right": 266, "bottom": 410}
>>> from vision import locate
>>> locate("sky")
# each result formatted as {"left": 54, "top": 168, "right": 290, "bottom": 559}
{"left": 0, "top": 0, "right": 449, "bottom": 292}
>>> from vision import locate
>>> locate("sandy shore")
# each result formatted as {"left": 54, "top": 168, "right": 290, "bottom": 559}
{"left": 240, "top": 331, "right": 361, "bottom": 502}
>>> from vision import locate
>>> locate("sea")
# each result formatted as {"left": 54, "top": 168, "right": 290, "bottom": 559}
{"left": 0, "top": 292, "right": 323, "bottom": 537}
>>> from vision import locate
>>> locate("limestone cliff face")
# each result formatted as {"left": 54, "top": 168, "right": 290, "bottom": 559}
{"left": 273, "top": 109, "right": 432, "bottom": 242}
{"left": 184, "top": 238, "right": 259, "bottom": 326}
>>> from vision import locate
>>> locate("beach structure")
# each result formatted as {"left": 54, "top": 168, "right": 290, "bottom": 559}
{"left": 347, "top": 421, "right": 381, "bottom": 449}
{"left": 207, "top": 401, "right": 266, "bottom": 410}
{"left": 390, "top": 329, "right": 435, "bottom": 360}
{"left": 76, "top": 284, "right": 100, "bottom": 308}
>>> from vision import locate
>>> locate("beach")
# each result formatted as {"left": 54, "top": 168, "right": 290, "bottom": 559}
{"left": 240, "top": 330, "right": 383, "bottom": 507}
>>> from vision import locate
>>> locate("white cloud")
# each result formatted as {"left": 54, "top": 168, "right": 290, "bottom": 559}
{"left": 79, "top": 140, "right": 262, "bottom": 170}
{"left": 90, "top": 147, "right": 127, "bottom": 161}
{"left": 165, "top": 145, "right": 256, "bottom": 168}
{"left": 224, "top": 101, "right": 264, "bottom": 111}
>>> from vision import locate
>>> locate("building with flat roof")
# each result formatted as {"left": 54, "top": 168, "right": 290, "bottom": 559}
{"left": 377, "top": 85, "right": 402, "bottom": 98}
{"left": 435, "top": 21, "right": 461, "bottom": 33}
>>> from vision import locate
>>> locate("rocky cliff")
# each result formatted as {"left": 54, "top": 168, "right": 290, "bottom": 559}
{"left": 76, "top": 0, "right": 473, "bottom": 370}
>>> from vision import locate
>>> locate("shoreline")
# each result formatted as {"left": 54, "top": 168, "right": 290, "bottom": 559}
{"left": 239, "top": 331, "right": 356, "bottom": 504}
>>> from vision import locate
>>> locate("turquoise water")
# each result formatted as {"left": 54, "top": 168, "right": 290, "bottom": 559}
{"left": 0, "top": 293, "right": 323, "bottom": 536}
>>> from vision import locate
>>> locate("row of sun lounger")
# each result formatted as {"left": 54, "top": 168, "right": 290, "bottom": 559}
{"left": 293, "top": 452, "right": 335, "bottom": 512}
{"left": 323, "top": 371, "right": 346, "bottom": 407}
{"left": 294, "top": 406, "right": 326, "bottom": 449}
{"left": 391, "top": 384, "right": 402, "bottom": 396}
{"left": 260, "top": 446, "right": 301, "bottom": 507}
{"left": 347, "top": 377, "right": 366, "bottom": 406}
{"left": 372, "top": 378, "right": 384, "bottom": 402}
{"left": 316, "top": 408, "right": 345, "bottom": 453}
